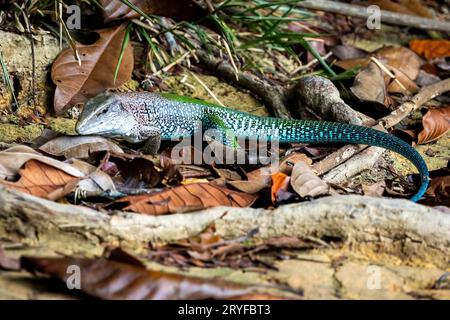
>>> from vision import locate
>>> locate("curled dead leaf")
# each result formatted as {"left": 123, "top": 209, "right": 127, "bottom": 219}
{"left": 351, "top": 61, "right": 392, "bottom": 108}
{"left": 39, "top": 136, "right": 124, "bottom": 159}
{"left": 290, "top": 161, "right": 329, "bottom": 198}
{"left": 418, "top": 107, "right": 450, "bottom": 144}
{"left": 0, "top": 160, "right": 79, "bottom": 200}
{"left": 0, "top": 145, "right": 84, "bottom": 180}
{"left": 52, "top": 24, "right": 133, "bottom": 114}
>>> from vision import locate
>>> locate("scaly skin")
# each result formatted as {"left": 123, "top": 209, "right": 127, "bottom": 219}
{"left": 76, "top": 92, "right": 429, "bottom": 202}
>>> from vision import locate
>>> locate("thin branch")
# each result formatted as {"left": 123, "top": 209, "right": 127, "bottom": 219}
{"left": 297, "top": 0, "right": 450, "bottom": 32}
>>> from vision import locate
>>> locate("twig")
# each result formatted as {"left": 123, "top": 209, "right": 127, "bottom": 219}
{"left": 371, "top": 57, "right": 407, "bottom": 93}
{"left": 290, "top": 52, "right": 333, "bottom": 75}
{"left": 189, "top": 71, "right": 226, "bottom": 107}
{"left": 297, "top": 0, "right": 450, "bottom": 32}
{"left": 152, "top": 51, "right": 191, "bottom": 77}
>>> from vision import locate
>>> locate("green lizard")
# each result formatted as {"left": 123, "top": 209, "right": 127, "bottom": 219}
{"left": 75, "top": 91, "right": 429, "bottom": 202}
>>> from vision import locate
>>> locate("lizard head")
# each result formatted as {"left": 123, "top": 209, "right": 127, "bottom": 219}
{"left": 76, "top": 92, "right": 137, "bottom": 138}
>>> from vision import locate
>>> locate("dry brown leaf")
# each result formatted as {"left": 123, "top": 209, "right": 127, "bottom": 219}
{"left": 0, "top": 160, "right": 79, "bottom": 200}
{"left": 335, "top": 58, "right": 369, "bottom": 71}
{"left": 290, "top": 161, "right": 329, "bottom": 198}
{"left": 117, "top": 183, "right": 257, "bottom": 215}
{"left": 410, "top": 40, "right": 450, "bottom": 60}
{"left": 52, "top": 24, "right": 133, "bottom": 114}
{"left": 279, "top": 153, "right": 312, "bottom": 174}
{"left": 101, "top": 0, "right": 207, "bottom": 23}
{"left": 338, "top": 46, "right": 422, "bottom": 88}
{"left": 375, "top": 46, "right": 422, "bottom": 80}
{"left": 39, "top": 136, "right": 123, "bottom": 159}
{"left": 418, "top": 107, "right": 450, "bottom": 144}
{"left": 228, "top": 153, "right": 311, "bottom": 194}
{"left": 368, "top": 0, "right": 432, "bottom": 17}
{"left": 426, "top": 176, "right": 450, "bottom": 198}
{"left": 351, "top": 61, "right": 392, "bottom": 108}
{"left": 21, "top": 255, "right": 277, "bottom": 300}
{"left": 386, "top": 65, "right": 419, "bottom": 94}
{"left": 0, "top": 145, "right": 85, "bottom": 180}
{"left": 362, "top": 181, "right": 386, "bottom": 197}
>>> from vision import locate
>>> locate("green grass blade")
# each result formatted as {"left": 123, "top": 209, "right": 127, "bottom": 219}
{"left": 0, "top": 52, "right": 19, "bottom": 109}
{"left": 114, "top": 23, "right": 131, "bottom": 83}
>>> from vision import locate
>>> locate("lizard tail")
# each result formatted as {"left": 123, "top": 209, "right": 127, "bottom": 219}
{"left": 254, "top": 119, "right": 429, "bottom": 202}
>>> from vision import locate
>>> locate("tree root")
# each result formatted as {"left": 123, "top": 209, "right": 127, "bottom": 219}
{"left": 0, "top": 186, "right": 448, "bottom": 267}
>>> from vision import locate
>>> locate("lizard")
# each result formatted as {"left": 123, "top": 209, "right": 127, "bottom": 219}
{"left": 75, "top": 91, "right": 430, "bottom": 202}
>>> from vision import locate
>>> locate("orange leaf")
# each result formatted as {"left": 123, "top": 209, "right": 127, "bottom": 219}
{"left": 271, "top": 172, "right": 290, "bottom": 204}
{"left": 410, "top": 40, "right": 450, "bottom": 60}
{"left": 51, "top": 24, "right": 133, "bottom": 114}
{"left": 117, "top": 183, "right": 257, "bottom": 215}
{"left": 0, "top": 160, "right": 78, "bottom": 200}
{"left": 417, "top": 107, "right": 450, "bottom": 144}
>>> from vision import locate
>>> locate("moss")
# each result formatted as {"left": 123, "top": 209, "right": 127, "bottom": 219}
{"left": 0, "top": 117, "right": 76, "bottom": 143}
{"left": 47, "top": 117, "right": 77, "bottom": 135}
{"left": 390, "top": 132, "right": 450, "bottom": 175}
{"left": 0, "top": 124, "right": 43, "bottom": 143}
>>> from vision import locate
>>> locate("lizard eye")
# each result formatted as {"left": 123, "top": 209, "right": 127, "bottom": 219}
{"left": 99, "top": 106, "right": 109, "bottom": 115}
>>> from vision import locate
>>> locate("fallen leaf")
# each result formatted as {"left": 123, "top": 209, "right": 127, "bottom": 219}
{"left": 368, "top": 0, "right": 432, "bottom": 17}
{"left": 410, "top": 40, "right": 450, "bottom": 60}
{"left": 331, "top": 45, "right": 367, "bottom": 60}
{"left": 39, "top": 136, "right": 124, "bottom": 159}
{"left": 228, "top": 153, "right": 311, "bottom": 194}
{"left": 271, "top": 172, "right": 291, "bottom": 204}
{"left": 0, "top": 145, "right": 84, "bottom": 180}
{"left": 375, "top": 46, "right": 422, "bottom": 80}
{"left": 338, "top": 46, "right": 422, "bottom": 92}
{"left": 415, "top": 69, "right": 441, "bottom": 87}
{"left": 116, "top": 183, "right": 257, "bottom": 215}
{"left": 118, "top": 157, "right": 162, "bottom": 189}
{"left": 227, "top": 166, "right": 272, "bottom": 194}
{"left": 386, "top": 65, "right": 419, "bottom": 94}
{"left": 52, "top": 24, "right": 133, "bottom": 114}
{"left": 20, "top": 255, "right": 274, "bottom": 300}
{"left": 426, "top": 176, "right": 450, "bottom": 206}
{"left": 0, "top": 160, "right": 79, "bottom": 200}
{"left": 290, "top": 161, "right": 329, "bottom": 198}
{"left": 418, "top": 107, "right": 450, "bottom": 144}
{"left": 362, "top": 181, "right": 386, "bottom": 197}
{"left": 101, "top": 0, "right": 207, "bottom": 23}
{"left": 351, "top": 61, "right": 392, "bottom": 108}
{"left": 279, "top": 152, "right": 312, "bottom": 174}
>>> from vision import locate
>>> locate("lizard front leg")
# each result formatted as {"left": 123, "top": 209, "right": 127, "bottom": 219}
{"left": 134, "top": 125, "right": 162, "bottom": 154}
